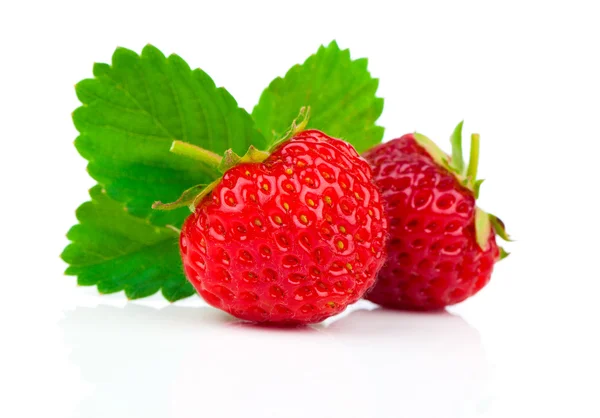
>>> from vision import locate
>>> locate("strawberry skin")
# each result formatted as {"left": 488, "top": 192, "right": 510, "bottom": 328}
{"left": 180, "top": 130, "right": 388, "bottom": 324}
{"left": 363, "top": 133, "right": 500, "bottom": 310}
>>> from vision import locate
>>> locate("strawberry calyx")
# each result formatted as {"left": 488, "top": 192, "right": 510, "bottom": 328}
{"left": 152, "top": 108, "right": 310, "bottom": 212}
{"left": 268, "top": 106, "right": 310, "bottom": 152}
{"left": 414, "top": 122, "right": 511, "bottom": 256}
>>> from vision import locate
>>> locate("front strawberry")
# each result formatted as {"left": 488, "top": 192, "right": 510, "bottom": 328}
{"left": 363, "top": 122, "right": 510, "bottom": 310}
{"left": 168, "top": 125, "right": 388, "bottom": 324}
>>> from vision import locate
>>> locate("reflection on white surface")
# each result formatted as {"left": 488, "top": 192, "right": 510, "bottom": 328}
{"left": 61, "top": 302, "right": 489, "bottom": 418}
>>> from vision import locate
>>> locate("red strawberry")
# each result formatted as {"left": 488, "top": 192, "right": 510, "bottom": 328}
{"left": 363, "top": 122, "right": 510, "bottom": 310}
{"left": 169, "top": 127, "right": 388, "bottom": 324}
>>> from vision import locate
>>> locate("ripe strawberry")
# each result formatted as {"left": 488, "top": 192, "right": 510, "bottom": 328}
{"left": 362, "top": 122, "right": 509, "bottom": 310}
{"left": 172, "top": 127, "right": 388, "bottom": 324}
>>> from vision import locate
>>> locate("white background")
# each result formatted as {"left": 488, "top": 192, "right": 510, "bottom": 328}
{"left": 1, "top": 0, "right": 599, "bottom": 417}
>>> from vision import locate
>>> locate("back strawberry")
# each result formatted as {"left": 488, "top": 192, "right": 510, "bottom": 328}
{"left": 363, "top": 124, "right": 509, "bottom": 310}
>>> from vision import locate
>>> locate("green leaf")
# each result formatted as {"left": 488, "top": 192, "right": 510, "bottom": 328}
{"left": 474, "top": 207, "right": 492, "bottom": 251}
{"left": 61, "top": 185, "right": 194, "bottom": 302}
{"left": 252, "top": 41, "right": 384, "bottom": 153}
{"left": 73, "top": 44, "right": 265, "bottom": 228}
{"left": 473, "top": 179, "right": 485, "bottom": 199}
{"left": 490, "top": 214, "right": 512, "bottom": 241}
{"left": 499, "top": 246, "right": 510, "bottom": 260}
{"left": 413, "top": 132, "right": 451, "bottom": 170}
{"left": 449, "top": 120, "right": 465, "bottom": 173}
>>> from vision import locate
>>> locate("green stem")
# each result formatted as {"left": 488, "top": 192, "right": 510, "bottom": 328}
{"left": 466, "top": 133, "right": 480, "bottom": 181}
{"left": 170, "top": 140, "right": 223, "bottom": 171}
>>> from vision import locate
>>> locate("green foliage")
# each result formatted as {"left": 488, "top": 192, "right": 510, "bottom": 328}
{"left": 73, "top": 44, "right": 264, "bottom": 227}
{"left": 61, "top": 186, "right": 194, "bottom": 301}
{"left": 253, "top": 41, "right": 384, "bottom": 153}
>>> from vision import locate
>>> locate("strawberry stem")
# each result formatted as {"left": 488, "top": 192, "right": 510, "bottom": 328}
{"left": 466, "top": 133, "right": 480, "bottom": 182}
{"left": 170, "top": 140, "right": 223, "bottom": 172}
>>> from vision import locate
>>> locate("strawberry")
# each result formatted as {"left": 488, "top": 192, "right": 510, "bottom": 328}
{"left": 165, "top": 122, "right": 388, "bottom": 324}
{"left": 362, "top": 122, "right": 510, "bottom": 310}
